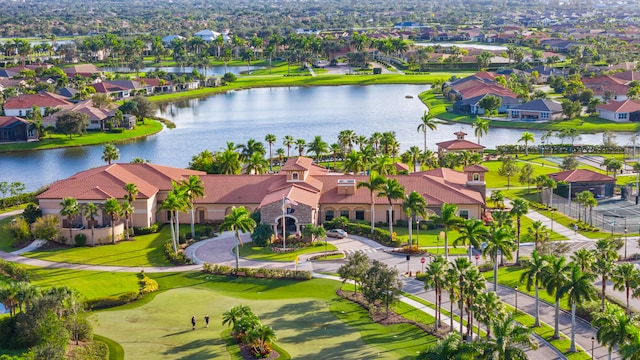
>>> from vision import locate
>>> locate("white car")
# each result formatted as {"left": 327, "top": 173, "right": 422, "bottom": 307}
{"left": 326, "top": 229, "right": 348, "bottom": 238}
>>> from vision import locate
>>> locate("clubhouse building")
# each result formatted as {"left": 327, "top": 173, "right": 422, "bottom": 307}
{"left": 37, "top": 157, "right": 488, "bottom": 244}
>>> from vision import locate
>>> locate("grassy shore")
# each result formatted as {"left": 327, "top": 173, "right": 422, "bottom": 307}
{"left": 419, "top": 91, "right": 640, "bottom": 133}
{"left": 0, "top": 120, "right": 163, "bottom": 152}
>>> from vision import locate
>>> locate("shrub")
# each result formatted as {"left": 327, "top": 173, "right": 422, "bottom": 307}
{"left": 4, "top": 217, "right": 31, "bottom": 243}
{"left": 74, "top": 233, "right": 87, "bottom": 246}
{"left": 163, "top": 240, "right": 192, "bottom": 265}
{"left": 133, "top": 224, "right": 158, "bottom": 235}
{"left": 67, "top": 341, "right": 109, "bottom": 360}
{"left": 22, "top": 203, "right": 42, "bottom": 224}
{"left": 396, "top": 219, "right": 408, "bottom": 227}
{"left": 478, "top": 261, "right": 494, "bottom": 272}
{"left": 195, "top": 226, "right": 214, "bottom": 238}
{"left": 201, "top": 263, "right": 311, "bottom": 280}
{"left": 223, "top": 72, "right": 237, "bottom": 83}
{"left": 0, "top": 259, "right": 28, "bottom": 281}
{"left": 108, "top": 128, "right": 124, "bottom": 133}
{"left": 138, "top": 271, "right": 159, "bottom": 294}
{"left": 85, "top": 292, "right": 140, "bottom": 310}
{"left": 324, "top": 216, "right": 348, "bottom": 230}
{"left": 251, "top": 223, "right": 274, "bottom": 246}
{"left": 32, "top": 215, "right": 60, "bottom": 241}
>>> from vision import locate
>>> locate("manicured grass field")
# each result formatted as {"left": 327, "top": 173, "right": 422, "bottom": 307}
{"left": 21, "top": 224, "right": 189, "bottom": 267}
{"left": 238, "top": 241, "right": 339, "bottom": 261}
{"left": 0, "top": 120, "right": 163, "bottom": 152}
{"left": 92, "top": 275, "right": 435, "bottom": 359}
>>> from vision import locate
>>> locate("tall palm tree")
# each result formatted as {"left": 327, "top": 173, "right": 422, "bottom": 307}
{"left": 357, "top": 172, "right": 387, "bottom": 234}
{"left": 104, "top": 198, "right": 121, "bottom": 244}
{"left": 447, "top": 257, "right": 472, "bottom": 335}
{"left": 101, "top": 143, "right": 120, "bottom": 165}
{"left": 378, "top": 178, "right": 405, "bottom": 242}
{"left": 60, "top": 197, "right": 80, "bottom": 246}
{"left": 264, "top": 133, "right": 276, "bottom": 172}
{"left": 403, "top": 191, "right": 427, "bottom": 248}
{"left": 472, "top": 118, "right": 489, "bottom": 144}
{"left": 593, "top": 238, "right": 619, "bottom": 310}
{"left": 120, "top": 201, "right": 133, "bottom": 241}
{"left": 431, "top": 203, "right": 460, "bottom": 261}
{"left": 418, "top": 332, "right": 481, "bottom": 360}
{"left": 83, "top": 202, "right": 99, "bottom": 246}
{"left": 180, "top": 175, "right": 205, "bottom": 239}
{"left": 372, "top": 155, "right": 395, "bottom": 175}
{"left": 484, "top": 225, "right": 516, "bottom": 291}
{"left": 559, "top": 263, "right": 597, "bottom": 352}
{"left": 295, "top": 138, "right": 306, "bottom": 156}
{"left": 423, "top": 255, "right": 447, "bottom": 330}
{"left": 462, "top": 267, "right": 485, "bottom": 339}
{"left": 517, "top": 131, "right": 535, "bottom": 156}
{"left": 158, "top": 191, "right": 185, "bottom": 253}
{"left": 417, "top": 110, "right": 438, "bottom": 153}
{"left": 571, "top": 248, "right": 595, "bottom": 273}
{"left": 520, "top": 250, "right": 547, "bottom": 327}
{"left": 484, "top": 312, "right": 537, "bottom": 360}
{"left": 454, "top": 218, "right": 489, "bottom": 262}
{"left": 220, "top": 206, "right": 257, "bottom": 270}
{"left": 283, "top": 135, "right": 294, "bottom": 158}
{"left": 612, "top": 262, "right": 640, "bottom": 315}
{"left": 216, "top": 148, "right": 242, "bottom": 174}
{"left": 510, "top": 198, "right": 529, "bottom": 261}
{"left": 541, "top": 254, "right": 571, "bottom": 339}
{"left": 474, "top": 291, "right": 504, "bottom": 340}
{"left": 307, "top": 135, "right": 328, "bottom": 163}
{"left": 593, "top": 305, "right": 637, "bottom": 360}
{"left": 343, "top": 150, "right": 365, "bottom": 174}
{"left": 245, "top": 152, "right": 269, "bottom": 174}
{"left": 621, "top": 327, "right": 640, "bottom": 360}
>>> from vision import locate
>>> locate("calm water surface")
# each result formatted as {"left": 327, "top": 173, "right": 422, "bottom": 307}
{"left": 0, "top": 84, "right": 633, "bottom": 191}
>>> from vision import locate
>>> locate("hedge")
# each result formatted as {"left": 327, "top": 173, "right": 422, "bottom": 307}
{"left": 202, "top": 263, "right": 312, "bottom": 280}
{"left": 85, "top": 292, "right": 140, "bottom": 310}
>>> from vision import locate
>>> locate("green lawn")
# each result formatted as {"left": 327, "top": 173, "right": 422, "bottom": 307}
{"left": 238, "top": 241, "right": 338, "bottom": 261}
{"left": 0, "top": 216, "right": 20, "bottom": 252}
{"left": 92, "top": 275, "right": 435, "bottom": 360}
{"left": 21, "top": 224, "right": 188, "bottom": 267}
{"left": 0, "top": 120, "right": 163, "bottom": 152}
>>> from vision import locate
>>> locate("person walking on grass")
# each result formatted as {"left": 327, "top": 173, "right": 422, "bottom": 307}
{"left": 191, "top": 315, "right": 196, "bottom": 330}
{"left": 205, "top": 315, "right": 210, "bottom": 328}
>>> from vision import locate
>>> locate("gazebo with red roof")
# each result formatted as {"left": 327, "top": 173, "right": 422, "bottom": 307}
{"left": 436, "top": 131, "right": 485, "bottom": 158}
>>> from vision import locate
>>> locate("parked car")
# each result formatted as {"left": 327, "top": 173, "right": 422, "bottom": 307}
{"left": 326, "top": 229, "right": 348, "bottom": 238}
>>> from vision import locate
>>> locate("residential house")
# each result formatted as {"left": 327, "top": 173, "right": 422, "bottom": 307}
{"left": 134, "top": 78, "right": 174, "bottom": 94}
{"left": 161, "top": 35, "right": 184, "bottom": 45}
{"left": 42, "top": 100, "right": 118, "bottom": 130}
{"left": 0, "top": 116, "right": 38, "bottom": 142}
{"left": 37, "top": 157, "right": 487, "bottom": 244}
{"left": 582, "top": 75, "right": 629, "bottom": 101}
{"left": 63, "top": 64, "right": 101, "bottom": 78}
{"left": 596, "top": 99, "right": 640, "bottom": 122}
{"left": 508, "top": 99, "right": 563, "bottom": 121}
{"left": 194, "top": 29, "right": 222, "bottom": 42}
{"left": 453, "top": 93, "right": 520, "bottom": 115}
{"left": 3, "top": 92, "right": 72, "bottom": 117}
{"left": 91, "top": 81, "right": 132, "bottom": 99}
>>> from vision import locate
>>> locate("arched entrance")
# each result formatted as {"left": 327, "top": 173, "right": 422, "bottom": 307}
{"left": 275, "top": 215, "right": 298, "bottom": 237}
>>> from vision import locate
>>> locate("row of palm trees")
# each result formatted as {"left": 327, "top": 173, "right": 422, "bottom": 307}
{"left": 422, "top": 255, "right": 537, "bottom": 359}
{"left": 158, "top": 175, "right": 205, "bottom": 253}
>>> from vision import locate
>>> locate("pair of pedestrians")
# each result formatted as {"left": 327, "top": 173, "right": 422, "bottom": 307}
{"left": 191, "top": 315, "right": 210, "bottom": 330}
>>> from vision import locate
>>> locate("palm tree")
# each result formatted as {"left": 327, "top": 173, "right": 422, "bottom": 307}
{"left": 372, "top": 155, "right": 395, "bottom": 175}
{"left": 220, "top": 206, "right": 257, "bottom": 270}
{"left": 475, "top": 291, "right": 505, "bottom": 340}
{"left": 431, "top": 203, "right": 460, "bottom": 261}
{"left": 483, "top": 312, "right": 537, "bottom": 360}
{"left": 454, "top": 218, "right": 489, "bottom": 261}
{"left": 378, "top": 178, "right": 405, "bottom": 242}
{"left": 101, "top": 143, "right": 120, "bottom": 165}
{"left": 517, "top": 131, "right": 535, "bottom": 156}
{"left": 594, "top": 238, "right": 619, "bottom": 310}
{"left": 571, "top": 248, "right": 595, "bottom": 273}
{"left": 295, "top": 138, "right": 306, "bottom": 156}
{"left": 120, "top": 201, "right": 133, "bottom": 241}
{"left": 104, "top": 198, "right": 121, "bottom": 244}
{"left": 247, "top": 324, "right": 277, "bottom": 355}
{"left": 621, "top": 327, "right": 640, "bottom": 360}
{"left": 559, "top": 263, "right": 597, "bottom": 352}
{"left": 403, "top": 191, "right": 427, "bottom": 248}
{"left": 343, "top": 150, "right": 365, "bottom": 174}
{"left": 222, "top": 305, "right": 252, "bottom": 329}
{"left": 264, "top": 133, "right": 276, "bottom": 172}
{"left": 357, "top": 172, "right": 387, "bottom": 234}
{"left": 593, "top": 305, "right": 636, "bottom": 360}
{"left": 216, "top": 148, "right": 242, "bottom": 174}
{"left": 329, "top": 143, "right": 341, "bottom": 170}
{"left": 245, "top": 152, "right": 269, "bottom": 174}
{"left": 307, "top": 135, "right": 328, "bottom": 163}
{"left": 158, "top": 191, "right": 186, "bottom": 253}
{"left": 510, "top": 198, "right": 529, "bottom": 261}
{"left": 60, "top": 197, "right": 80, "bottom": 246}
{"left": 83, "top": 202, "right": 99, "bottom": 246}
{"left": 418, "top": 332, "right": 481, "bottom": 360}
{"left": 180, "top": 175, "right": 205, "bottom": 240}
{"left": 541, "top": 254, "right": 571, "bottom": 339}
{"left": 472, "top": 118, "right": 489, "bottom": 144}
{"left": 124, "top": 182, "right": 138, "bottom": 238}
{"left": 462, "top": 267, "right": 485, "bottom": 339}
{"left": 612, "top": 262, "right": 640, "bottom": 315}
{"left": 283, "top": 135, "right": 294, "bottom": 158}
{"left": 447, "top": 257, "right": 472, "bottom": 335}
{"left": 520, "top": 250, "right": 547, "bottom": 327}
{"left": 417, "top": 110, "right": 438, "bottom": 153}
{"left": 423, "top": 255, "right": 447, "bottom": 330}
{"left": 483, "top": 225, "right": 515, "bottom": 291}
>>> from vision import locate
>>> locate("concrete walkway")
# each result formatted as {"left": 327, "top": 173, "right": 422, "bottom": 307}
{"left": 10, "top": 239, "right": 47, "bottom": 255}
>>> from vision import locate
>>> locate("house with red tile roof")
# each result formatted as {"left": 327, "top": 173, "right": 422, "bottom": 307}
{"left": 3, "top": 92, "right": 72, "bottom": 117}
{"left": 0, "top": 116, "right": 38, "bottom": 142}
{"left": 37, "top": 157, "right": 487, "bottom": 244}
{"left": 548, "top": 169, "right": 616, "bottom": 198}
{"left": 63, "top": 64, "right": 101, "bottom": 78}
{"left": 436, "top": 131, "right": 485, "bottom": 158}
{"left": 596, "top": 99, "right": 640, "bottom": 122}
{"left": 41, "top": 100, "right": 118, "bottom": 130}
{"left": 582, "top": 75, "right": 629, "bottom": 101}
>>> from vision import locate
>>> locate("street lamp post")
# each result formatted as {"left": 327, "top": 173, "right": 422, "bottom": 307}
{"left": 551, "top": 209, "right": 555, "bottom": 231}
{"left": 624, "top": 226, "right": 628, "bottom": 260}
{"left": 591, "top": 336, "right": 595, "bottom": 359}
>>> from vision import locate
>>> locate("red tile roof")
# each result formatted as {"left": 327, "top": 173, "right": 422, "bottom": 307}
{"left": 0, "top": 116, "right": 28, "bottom": 128}
{"left": 548, "top": 169, "right": 616, "bottom": 183}
{"left": 596, "top": 99, "right": 640, "bottom": 113}
{"left": 436, "top": 139, "right": 485, "bottom": 151}
{"left": 4, "top": 92, "right": 72, "bottom": 109}
{"left": 463, "top": 165, "right": 489, "bottom": 172}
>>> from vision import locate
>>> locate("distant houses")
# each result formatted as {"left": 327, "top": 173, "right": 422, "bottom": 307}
{"left": 508, "top": 99, "right": 563, "bottom": 122}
